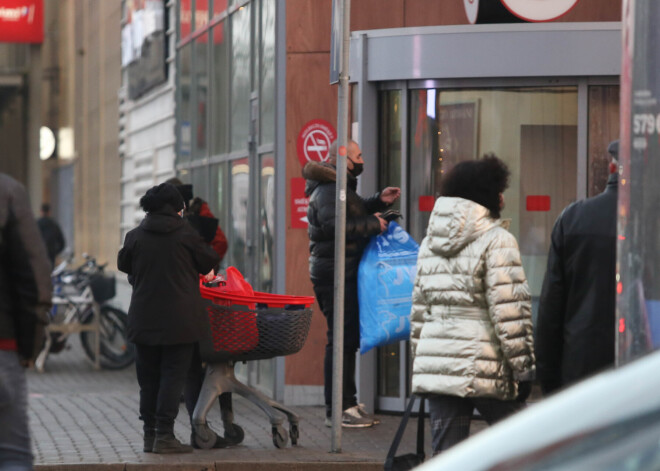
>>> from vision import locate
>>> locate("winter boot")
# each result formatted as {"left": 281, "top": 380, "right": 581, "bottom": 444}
{"left": 143, "top": 428, "right": 156, "bottom": 453}
{"left": 152, "top": 431, "right": 193, "bottom": 454}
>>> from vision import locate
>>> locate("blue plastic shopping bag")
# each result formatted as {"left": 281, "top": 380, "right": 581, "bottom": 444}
{"left": 358, "top": 222, "right": 419, "bottom": 354}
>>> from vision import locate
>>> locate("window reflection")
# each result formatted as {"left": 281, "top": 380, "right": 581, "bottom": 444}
{"left": 178, "top": 45, "right": 192, "bottom": 163}
{"left": 193, "top": 33, "right": 209, "bottom": 160}
{"left": 231, "top": 5, "right": 251, "bottom": 152}
{"left": 259, "top": 154, "right": 275, "bottom": 292}
{"left": 260, "top": 0, "right": 275, "bottom": 145}
{"left": 230, "top": 159, "right": 249, "bottom": 276}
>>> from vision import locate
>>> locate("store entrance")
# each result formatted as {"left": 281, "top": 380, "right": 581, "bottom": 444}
{"left": 375, "top": 83, "right": 619, "bottom": 412}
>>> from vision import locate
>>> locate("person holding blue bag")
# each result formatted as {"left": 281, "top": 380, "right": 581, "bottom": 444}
{"left": 303, "top": 139, "right": 400, "bottom": 428}
{"left": 409, "top": 155, "right": 535, "bottom": 455}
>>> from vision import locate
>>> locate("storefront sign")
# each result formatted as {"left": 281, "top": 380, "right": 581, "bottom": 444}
{"left": 296, "top": 119, "right": 337, "bottom": 168}
{"left": 0, "top": 0, "right": 43, "bottom": 43}
{"left": 463, "top": 0, "right": 579, "bottom": 23}
{"left": 290, "top": 178, "right": 309, "bottom": 229}
{"left": 501, "top": 0, "right": 579, "bottom": 22}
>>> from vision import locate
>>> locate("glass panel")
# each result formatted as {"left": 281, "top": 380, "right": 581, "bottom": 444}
{"left": 211, "top": 20, "right": 229, "bottom": 155}
{"left": 193, "top": 33, "right": 209, "bottom": 160}
{"left": 209, "top": 163, "right": 228, "bottom": 267}
{"left": 191, "top": 166, "right": 209, "bottom": 202}
{"left": 588, "top": 85, "right": 620, "bottom": 196}
{"left": 260, "top": 0, "right": 275, "bottom": 145}
{"left": 230, "top": 4, "right": 251, "bottom": 152}
{"left": 193, "top": 0, "right": 210, "bottom": 31}
{"left": 258, "top": 154, "right": 275, "bottom": 292}
{"left": 408, "top": 87, "right": 578, "bottom": 325}
{"left": 230, "top": 158, "right": 249, "bottom": 275}
{"left": 177, "top": 44, "right": 193, "bottom": 164}
{"left": 213, "top": 0, "right": 228, "bottom": 17}
{"left": 377, "top": 90, "right": 402, "bottom": 398}
{"left": 180, "top": 0, "right": 193, "bottom": 39}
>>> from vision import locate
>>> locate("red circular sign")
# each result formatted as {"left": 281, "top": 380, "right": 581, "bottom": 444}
{"left": 296, "top": 119, "right": 337, "bottom": 167}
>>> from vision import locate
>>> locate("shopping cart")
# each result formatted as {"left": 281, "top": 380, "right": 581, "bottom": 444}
{"left": 192, "top": 277, "right": 314, "bottom": 449}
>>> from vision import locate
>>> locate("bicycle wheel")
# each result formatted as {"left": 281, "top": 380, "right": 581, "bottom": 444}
{"left": 81, "top": 306, "right": 135, "bottom": 370}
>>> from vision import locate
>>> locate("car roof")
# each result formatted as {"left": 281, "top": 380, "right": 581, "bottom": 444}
{"left": 419, "top": 349, "right": 660, "bottom": 471}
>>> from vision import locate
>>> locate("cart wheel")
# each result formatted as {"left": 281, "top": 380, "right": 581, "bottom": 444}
{"left": 289, "top": 423, "right": 299, "bottom": 446}
{"left": 193, "top": 424, "right": 219, "bottom": 450}
{"left": 272, "top": 425, "right": 289, "bottom": 449}
{"left": 224, "top": 423, "right": 244, "bottom": 445}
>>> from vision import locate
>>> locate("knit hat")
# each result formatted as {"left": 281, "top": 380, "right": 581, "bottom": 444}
{"left": 139, "top": 183, "right": 185, "bottom": 213}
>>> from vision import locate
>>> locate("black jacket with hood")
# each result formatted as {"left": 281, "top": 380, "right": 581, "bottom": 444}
{"left": 117, "top": 205, "right": 219, "bottom": 346}
{"left": 535, "top": 173, "right": 618, "bottom": 393}
{"left": 303, "top": 161, "right": 389, "bottom": 284}
{"left": 0, "top": 174, "right": 52, "bottom": 361}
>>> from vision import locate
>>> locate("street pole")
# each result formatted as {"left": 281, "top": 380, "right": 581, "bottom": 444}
{"left": 331, "top": 0, "right": 350, "bottom": 453}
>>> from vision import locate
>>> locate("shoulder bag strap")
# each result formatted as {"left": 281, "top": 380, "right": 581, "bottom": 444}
{"left": 416, "top": 396, "right": 426, "bottom": 460}
{"left": 384, "top": 394, "right": 418, "bottom": 470}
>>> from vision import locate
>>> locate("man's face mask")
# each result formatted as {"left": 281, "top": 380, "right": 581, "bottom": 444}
{"left": 348, "top": 158, "right": 364, "bottom": 177}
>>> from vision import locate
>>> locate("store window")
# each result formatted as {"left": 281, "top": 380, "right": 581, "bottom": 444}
{"left": 260, "top": 0, "right": 275, "bottom": 145}
{"left": 211, "top": 20, "right": 229, "bottom": 155}
{"left": 230, "top": 4, "right": 251, "bottom": 152}
{"left": 588, "top": 85, "right": 620, "bottom": 196}
{"left": 193, "top": 33, "right": 209, "bottom": 160}
{"left": 177, "top": 44, "right": 192, "bottom": 164}
{"left": 230, "top": 158, "right": 249, "bottom": 276}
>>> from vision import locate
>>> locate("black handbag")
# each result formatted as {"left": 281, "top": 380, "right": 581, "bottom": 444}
{"left": 384, "top": 394, "right": 426, "bottom": 471}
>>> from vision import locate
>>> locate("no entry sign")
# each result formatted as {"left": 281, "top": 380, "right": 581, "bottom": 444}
{"left": 296, "top": 119, "right": 337, "bottom": 168}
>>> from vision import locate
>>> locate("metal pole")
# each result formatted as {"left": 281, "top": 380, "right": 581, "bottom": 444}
{"left": 331, "top": 0, "right": 351, "bottom": 453}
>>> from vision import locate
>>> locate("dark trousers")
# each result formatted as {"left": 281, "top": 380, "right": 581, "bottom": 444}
{"left": 313, "top": 279, "right": 361, "bottom": 418}
{"left": 135, "top": 343, "right": 195, "bottom": 433}
{"left": 427, "top": 394, "right": 524, "bottom": 455}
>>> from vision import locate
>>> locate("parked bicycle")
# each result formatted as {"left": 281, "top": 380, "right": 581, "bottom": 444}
{"left": 35, "top": 254, "right": 135, "bottom": 372}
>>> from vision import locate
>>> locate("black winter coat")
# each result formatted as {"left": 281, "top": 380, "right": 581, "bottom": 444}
{"left": 117, "top": 207, "right": 219, "bottom": 345}
{"left": 303, "top": 161, "right": 388, "bottom": 284}
{"left": 535, "top": 173, "right": 618, "bottom": 393}
{"left": 0, "top": 174, "right": 52, "bottom": 361}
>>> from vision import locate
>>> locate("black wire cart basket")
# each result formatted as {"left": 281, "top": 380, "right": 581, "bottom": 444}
{"left": 192, "top": 280, "right": 314, "bottom": 449}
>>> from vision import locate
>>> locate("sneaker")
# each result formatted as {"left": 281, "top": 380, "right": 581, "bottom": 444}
{"left": 341, "top": 405, "right": 374, "bottom": 428}
{"left": 143, "top": 430, "right": 155, "bottom": 453}
{"left": 324, "top": 416, "right": 332, "bottom": 428}
{"left": 357, "top": 403, "right": 380, "bottom": 425}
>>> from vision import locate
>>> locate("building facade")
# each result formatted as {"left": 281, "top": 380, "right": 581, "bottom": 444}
{"left": 116, "top": 0, "right": 623, "bottom": 411}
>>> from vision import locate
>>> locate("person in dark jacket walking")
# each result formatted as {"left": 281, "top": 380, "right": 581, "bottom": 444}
{"left": 0, "top": 173, "right": 52, "bottom": 470}
{"left": 535, "top": 140, "right": 619, "bottom": 395}
{"left": 37, "top": 203, "right": 65, "bottom": 267}
{"left": 303, "top": 139, "right": 400, "bottom": 427}
{"left": 117, "top": 183, "right": 219, "bottom": 454}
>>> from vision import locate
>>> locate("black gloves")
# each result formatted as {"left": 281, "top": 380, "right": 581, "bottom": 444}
{"left": 516, "top": 381, "right": 533, "bottom": 403}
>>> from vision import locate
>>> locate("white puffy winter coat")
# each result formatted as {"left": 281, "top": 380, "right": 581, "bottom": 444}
{"left": 410, "top": 197, "right": 535, "bottom": 401}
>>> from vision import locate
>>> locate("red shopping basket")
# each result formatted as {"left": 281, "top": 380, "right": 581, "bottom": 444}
{"left": 198, "top": 269, "right": 315, "bottom": 363}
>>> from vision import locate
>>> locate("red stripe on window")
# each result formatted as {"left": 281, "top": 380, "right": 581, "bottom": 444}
{"left": 526, "top": 195, "right": 551, "bottom": 211}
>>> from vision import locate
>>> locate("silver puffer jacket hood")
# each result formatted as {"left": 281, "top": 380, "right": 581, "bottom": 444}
{"left": 410, "top": 197, "right": 535, "bottom": 401}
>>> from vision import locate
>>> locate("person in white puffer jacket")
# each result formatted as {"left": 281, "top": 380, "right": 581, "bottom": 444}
{"left": 409, "top": 154, "right": 535, "bottom": 455}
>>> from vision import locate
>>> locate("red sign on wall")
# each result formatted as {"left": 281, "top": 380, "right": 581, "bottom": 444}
{"left": 526, "top": 195, "right": 551, "bottom": 211}
{"left": 291, "top": 177, "right": 310, "bottom": 229}
{"left": 296, "top": 119, "right": 337, "bottom": 168}
{"left": 0, "top": 0, "right": 43, "bottom": 44}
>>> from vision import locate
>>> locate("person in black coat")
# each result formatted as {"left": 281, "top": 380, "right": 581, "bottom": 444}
{"left": 302, "top": 139, "right": 400, "bottom": 427}
{"left": 37, "top": 203, "right": 65, "bottom": 267}
{"left": 535, "top": 140, "right": 619, "bottom": 395}
{"left": 117, "top": 183, "right": 219, "bottom": 454}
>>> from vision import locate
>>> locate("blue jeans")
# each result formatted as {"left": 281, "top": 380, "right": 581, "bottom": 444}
{"left": 0, "top": 351, "right": 32, "bottom": 470}
{"left": 427, "top": 394, "right": 524, "bottom": 455}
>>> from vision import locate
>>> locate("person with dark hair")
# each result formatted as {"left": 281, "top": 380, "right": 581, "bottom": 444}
{"left": 303, "top": 139, "right": 400, "bottom": 427}
{"left": 0, "top": 173, "right": 52, "bottom": 470}
{"left": 37, "top": 202, "right": 65, "bottom": 267}
{"left": 409, "top": 154, "right": 535, "bottom": 454}
{"left": 117, "top": 182, "right": 219, "bottom": 454}
{"left": 535, "top": 140, "right": 619, "bottom": 395}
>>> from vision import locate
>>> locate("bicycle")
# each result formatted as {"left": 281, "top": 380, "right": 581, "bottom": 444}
{"left": 35, "top": 254, "right": 135, "bottom": 372}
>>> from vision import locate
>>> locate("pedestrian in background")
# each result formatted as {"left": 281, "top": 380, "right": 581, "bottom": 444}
{"left": 0, "top": 173, "right": 52, "bottom": 470}
{"left": 117, "top": 183, "right": 219, "bottom": 454}
{"left": 303, "top": 139, "right": 400, "bottom": 428}
{"left": 37, "top": 203, "right": 65, "bottom": 268}
{"left": 409, "top": 155, "right": 535, "bottom": 455}
{"left": 535, "top": 140, "right": 619, "bottom": 395}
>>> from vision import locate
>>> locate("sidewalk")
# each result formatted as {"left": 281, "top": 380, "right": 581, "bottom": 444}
{"left": 26, "top": 337, "right": 485, "bottom": 470}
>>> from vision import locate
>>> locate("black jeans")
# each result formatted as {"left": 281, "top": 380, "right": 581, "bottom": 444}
{"left": 427, "top": 394, "right": 524, "bottom": 455}
{"left": 313, "top": 279, "right": 361, "bottom": 417}
{"left": 135, "top": 343, "right": 195, "bottom": 433}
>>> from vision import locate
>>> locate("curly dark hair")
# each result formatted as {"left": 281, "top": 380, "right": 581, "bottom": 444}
{"left": 440, "top": 154, "right": 510, "bottom": 218}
